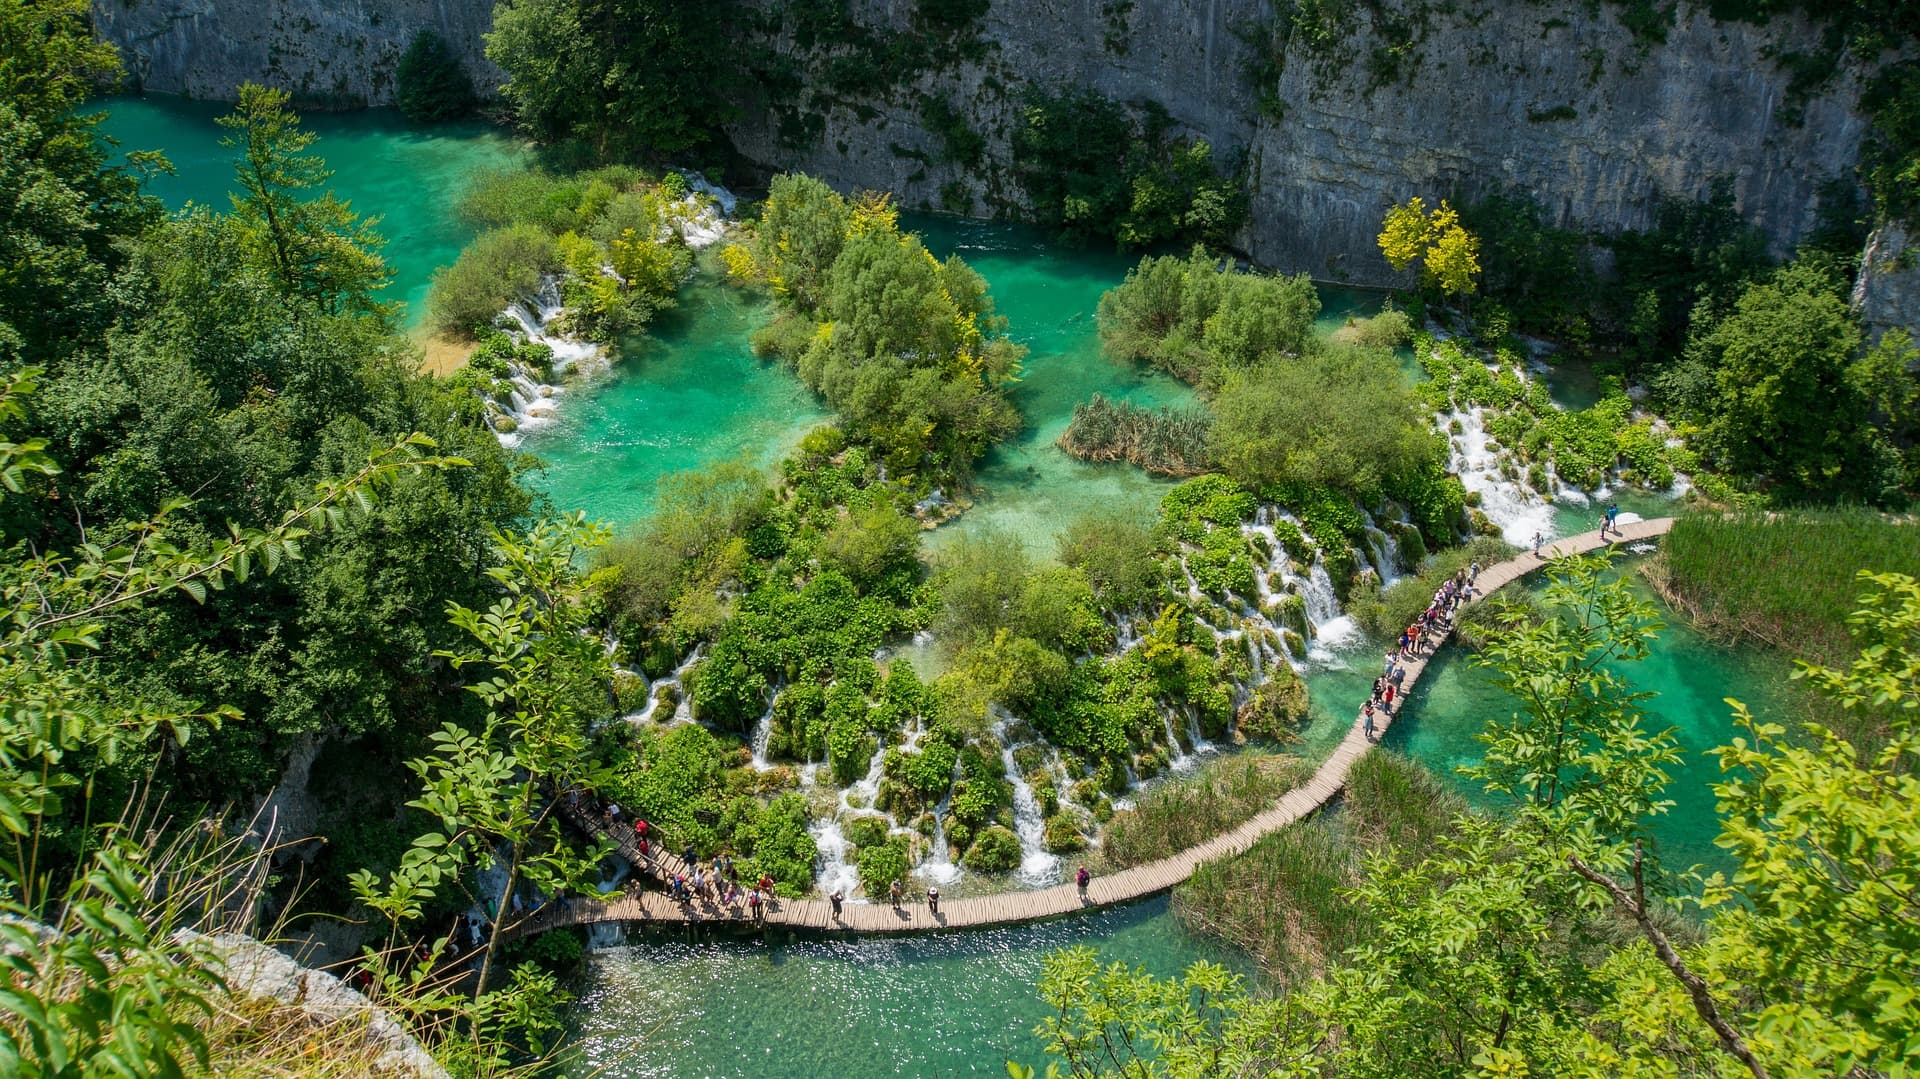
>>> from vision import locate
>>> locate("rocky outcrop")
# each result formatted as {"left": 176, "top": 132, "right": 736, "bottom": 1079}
{"left": 91, "top": 0, "right": 501, "bottom": 107}
{"left": 187, "top": 930, "right": 448, "bottom": 1078}
{"left": 92, "top": 0, "right": 1872, "bottom": 285}
{"left": 1853, "top": 224, "right": 1920, "bottom": 343}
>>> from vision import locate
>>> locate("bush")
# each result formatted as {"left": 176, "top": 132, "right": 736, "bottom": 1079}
{"left": 427, "top": 224, "right": 557, "bottom": 336}
{"left": 1044, "top": 813, "right": 1085, "bottom": 853}
{"left": 1102, "top": 754, "right": 1312, "bottom": 868}
{"left": 963, "top": 824, "right": 1022, "bottom": 872}
{"left": 394, "top": 30, "right": 475, "bottom": 122}
{"left": 857, "top": 837, "right": 910, "bottom": 897}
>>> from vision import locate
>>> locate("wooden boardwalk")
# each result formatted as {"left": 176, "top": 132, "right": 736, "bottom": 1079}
{"left": 518, "top": 517, "right": 1674, "bottom": 939}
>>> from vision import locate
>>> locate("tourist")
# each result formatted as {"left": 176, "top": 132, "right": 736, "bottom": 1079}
{"left": 757, "top": 873, "right": 774, "bottom": 896}
{"left": 1604, "top": 502, "right": 1619, "bottom": 538}
{"left": 1468, "top": 560, "right": 1481, "bottom": 585}
{"left": 1363, "top": 700, "right": 1377, "bottom": 741}
{"left": 1390, "top": 665, "right": 1406, "bottom": 689}
{"left": 927, "top": 886, "right": 940, "bottom": 915}
{"left": 607, "top": 802, "right": 622, "bottom": 825}
{"left": 635, "top": 818, "right": 649, "bottom": 844}
{"left": 682, "top": 842, "right": 696, "bottom": 867}
{"left": 748, "top": 889, "right": 763, "bottom": 923}
{"left": 830, "top": 890, "right": 844, "bottom": 918}
{"left": 889, "top": 878, "right": 904, "bottom": 907}
{"left": 1532, "top": 531, "right": 1545, "bottom": 556}
{"left": 1076, "top": 865, "right": 1091, "bottom": 895}
{"left": 691, "top": 866, "right": 707, "bottom": 897}
{"left": 637, "top": 835, "right": 650, "bottom": 859}
{"left": 1384, "top": 650, "right": 1398, "bottom": 675}
{"left": 1381, "top": 682, "right": 1396, "bottom": 712}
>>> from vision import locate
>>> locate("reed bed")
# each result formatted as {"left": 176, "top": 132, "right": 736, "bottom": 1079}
{"left": 1100, "top": 753, "right": 1313, "bottom": 869}
{"left": 1654, "top": 509, "right": 1919, "bottom": 664}
{"left": 1172, "top": 752, "right": 1466, "bottom": 982}
{"left": 1057, "top": 393, "right": 1214, "bottom": 477}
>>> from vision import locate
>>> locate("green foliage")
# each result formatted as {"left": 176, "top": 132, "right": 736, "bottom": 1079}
{"left": 427, "top": 223, "right": 558, "bottom": 335}
{"left": 1097, "top": 246, "right": 1318, "bottom": 390}
{"left": 1057, "top": 393, "right": 1214, "bottom": 476}
{"left": 741, "top": 176, "right": 1024, "bottom": 483}
{"left": 1664, "top": 261, "right": 1917, "bottom": 504}
{"left": 1469, "top": 554, "right": 1680, "bottom": 844}
{"left": 1419, "top": 334, "right": 1677, "bottom": 491}
{"left": 1011, "top": 91, "right": 1246, "bottom": 248}
{"left": 1057, "top": 512, "right": 1162, "bottom": 614}
{"left": 1703, "top": 573, "right": 1920, "bottom": 1075}
{"left": 1377, "top": 196, "right": 1480, "bottom": 298}
{"left": 1659, "top": 509, "right": 1920, "bottom": 666}
{"left": 962, "top": 824, "right": 1021, "bottom": 872}
{"left": 1351, "top": 535, "right": 1510, "bottom": 639}
{"left": 433, "top": 166, "right": 694, "bottom": 342}
{"left": 1211, "top": 345, "right": 1438, "bottom": 495}
{"left": 486, "top": 0, "right": 730, "bottom": 159}
{"left": 395, "top": 30, "right": 475, "bottom": 122}
{"left": 219, "top": 84, "right": 392, "bottom": 317}
{"left": 856, "top": 835, "right": 910, "bottom": 896}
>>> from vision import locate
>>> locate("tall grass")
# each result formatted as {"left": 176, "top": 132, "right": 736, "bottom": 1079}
{"left": 1655, "top": 509, "right": 1919, "bottom": 664}
{"left": 1100, "top": 754, "right": 1312, "bottom": 868}
{"left": 1171, "top": 752, "right": 1466, "bottom": 982}
{"left": 1057, "top": 393, "right": 1214, "bottom": 477}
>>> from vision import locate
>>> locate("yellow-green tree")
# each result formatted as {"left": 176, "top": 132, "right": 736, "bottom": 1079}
{"left": 1377, "top": 196, "right": 1481, "bottom": 299}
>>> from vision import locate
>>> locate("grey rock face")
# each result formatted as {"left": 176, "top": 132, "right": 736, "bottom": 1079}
{"left": 1853, "top": 225, "right": 1920, "bottom": 342}
{"left": 92, "top": 0, "right": 501, "bottom": 108}
{"left": 93, "top": 0, "right": 1868, "bottom": 287}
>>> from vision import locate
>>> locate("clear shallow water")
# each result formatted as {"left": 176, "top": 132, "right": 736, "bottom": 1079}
{"left": 95, "top": 96, "right": 528, "bottom": 330}
{"left": 520, "top": 270, "right": 830, "bottom": 521}
{"left": 563, "top": 896, "right": 1238, "bottom": 1079}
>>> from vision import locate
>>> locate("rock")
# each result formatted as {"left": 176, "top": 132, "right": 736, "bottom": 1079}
{"left": 94, "top": 0, "right": 1871, "bottom": 280}
{"left": 186, "top": 931, "right": 448, "bottom": 1078}
{"left": 1853, "top": 223, "right": 1920, "bottom": 346}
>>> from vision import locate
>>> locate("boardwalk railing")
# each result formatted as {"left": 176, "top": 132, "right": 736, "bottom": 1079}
{"left": 517, "top": 518, "right": 1675, "bottom": 938}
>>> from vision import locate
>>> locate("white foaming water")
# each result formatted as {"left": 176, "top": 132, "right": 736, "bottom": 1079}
{"left": 624, "top": 646, "right": 703, "bottom": 726}
{"left": 748, "top": 692, "right": 777, "bottom": 771}
{"left": 991, "top": 711, "right": 1062, "bottom": 886}
{"left": 809, "top": 817, "right": 862, "bottom": 899}
{"left": 918, "top": 786, "right": 964, "bottom": 887}
{"left": 1446, "top": 405, "right": 1559, "bottom": 546}
{"left": 490, "top": 275, "right": 607, "bottom": 447}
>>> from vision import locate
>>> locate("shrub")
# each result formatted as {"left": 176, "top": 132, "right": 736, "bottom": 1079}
{"left": 427, "top": 223, "right": 557, "bottom": 336}
{"left": 857, "top": 837, "right": 910, "bottom": 897}
{"left": 964, "top": 825, "right": 1022, "bottom": 872}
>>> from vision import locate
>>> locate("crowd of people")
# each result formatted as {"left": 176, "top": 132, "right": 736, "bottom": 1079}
{"left": 1363, "top": 560, "right": 1479, "bottom": 741}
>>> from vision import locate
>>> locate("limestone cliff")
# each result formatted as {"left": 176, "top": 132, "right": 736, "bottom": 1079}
{"left": 93, "top": 0, "right": 1871, "bottom": 290}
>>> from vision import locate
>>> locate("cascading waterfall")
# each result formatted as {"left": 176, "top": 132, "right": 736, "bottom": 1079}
{"left": 811, "top": 744, "right": 888, "bottom": 898}
{"left": 625, "top": 646, "right": 703, "bottom": 726}
{"left": 748, "top": 692, "right": 778, "bottom": 771}
{"left": 991, "top": 710, "right": 1062, "bottom": 886}
{"left": 1444, "top": 403, "right": 1558, "bottom": 546}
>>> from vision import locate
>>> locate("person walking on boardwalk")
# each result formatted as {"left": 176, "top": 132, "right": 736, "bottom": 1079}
{"left": 830, "top": 890, "right": 844, "bottom": 919}
{"left": 889, "top": 878, "right": 904, "bottom": 908}
{"left": 927, "top": 886, "right": 940, "bottom": 915}
{"left": 1603, "top": 502, "right": 1619, "bottom": 538}
{"left": 1363, "top": 699, "right": 1377, "bottom": 741}
{"left": 1076, "top": 866, "right": 1091, "bottom": 895}
{"left": 748, "top": 889, "right": 763, "bottom": 923}
{"left": 1468, "top": 560, "right": 1481, "bottom": 585}
{"left": 1532, "top": 530, "right": 1545, "bottom": 556}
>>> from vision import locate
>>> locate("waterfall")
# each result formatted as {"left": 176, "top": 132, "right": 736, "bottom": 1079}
{"left": 625, "top": 646, "right": 703, "bottom": 726}
{"left": 584, "top": 923, "right": 627, "bottom": 950}
{"left": 812, "top": 743, "right": 890, "bottom": 898}
{"left": 1445, "top": 404, "right": 1557, "bottom": 546}
{"left": 748, "top": 691, "right": 777, "bottom": 771}
{"left": 809, "top": 818, "right": 862, "bottom": 899}
{"left": 1160, "top": 710, "right": 1195, "bottom": 772}
{"left": 487, "top": 275, "right": 607, "bottom": 448}
{"left": 918, "top": 787, "right": 963, "bottom": 887}
{"left": 991, "top": 711, "right": 1062, "bottom": 886}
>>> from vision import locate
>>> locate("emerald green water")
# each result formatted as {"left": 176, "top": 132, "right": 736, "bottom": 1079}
{"left": 1383, "top": 561, "right": 1797, "bottom": 874}
{"left": 96, "top": 96, "right": 527, "bottom": 330}
{"left": 563, "top": 897, "right": 1238, "bottom": 1078}
{"left": 520, "top": 270, "right": 830, "bottom": 520}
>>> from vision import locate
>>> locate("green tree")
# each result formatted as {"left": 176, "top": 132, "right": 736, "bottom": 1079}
{"left": 353, "top": 514, "right": 617, "bottom": 1015}
{"left": 1209, "top": 346, "right": 1437, "bottom": 494}
{"left": 1467, "top": 554, "right": 1681, "bottom": 844}
{"left": 218, "top": 84, "right": 391, "bottom": 316}
{"left": 395, "top": 29, "right": 476, "bottom": 122}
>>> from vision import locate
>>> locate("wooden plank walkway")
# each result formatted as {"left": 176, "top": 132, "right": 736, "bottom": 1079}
{"left": 516, "top": 517, "right": 1674, "bottom": 939}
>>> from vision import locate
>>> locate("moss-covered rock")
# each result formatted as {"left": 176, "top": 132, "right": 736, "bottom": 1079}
{"left": 963, "top": 825, "right": 1022, "bottom": 872}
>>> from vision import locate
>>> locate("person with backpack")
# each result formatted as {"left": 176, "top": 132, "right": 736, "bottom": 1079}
{"left": 1076, "top": 866, "right": 1091, "bottom": 895}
